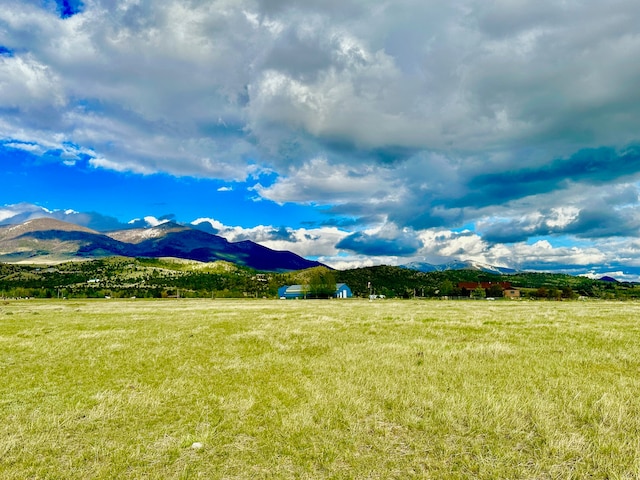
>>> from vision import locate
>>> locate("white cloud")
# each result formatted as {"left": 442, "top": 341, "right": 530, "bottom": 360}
{"left": 194, "top": 218, "right": 349, "bottom": 259}
{"left": 0, "top": 54, "right": 65, "bottom": 110}
{"left": 255, "top": 156, "right": 404, "bottom": 206}
{"left": 143, "top": 216, "right": 169, "bottom": 227}
{"left": 192, "top": 217, "right": 226, "bottom": 231}
{"left": 188, "top": 214, "right": 615, "bottom": 273}
{"left": 3, "top": 0, "right": 640, "bottom": 269}
{"left": 3, "top": 142, "right": 46, "bottom": 154}
{"left": 263, "top": 227, "right": 348, "bottom": 258}
{"left": 319, "top": 254, "right": 401, "bottom": 271}
{"left": 0, "top": 203, "right": 49, "bottom": 222}
{"left": 4, "top": 0, "right": 639, "bottom": 179}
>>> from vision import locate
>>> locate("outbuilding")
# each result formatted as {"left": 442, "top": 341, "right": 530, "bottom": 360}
{"left": 278, "top": 283, "right": 353, "bottom": 299}
{"left": 503, "top": 288, "right": 521, "bottom": 299}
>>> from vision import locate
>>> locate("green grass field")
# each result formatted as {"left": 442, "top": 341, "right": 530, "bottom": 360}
{"left": 2, "top": 299, "right": 640, "bottom": 479}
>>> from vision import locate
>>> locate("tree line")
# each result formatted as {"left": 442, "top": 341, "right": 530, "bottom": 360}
{"left": 1, "top": 258, "right": 638, "bottom": 300}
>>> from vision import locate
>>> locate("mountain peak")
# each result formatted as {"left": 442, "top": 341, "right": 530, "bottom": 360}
{"left": 0, "top": 218, "right": 324, "bottom": 271}
{"left": 106, "top": 222, "right": 190, "bottom": 244}
{"left": 402, "top": 259, "right": 517, "bottom": 274}
{"left": 149, "top": 221, "right": 187, "bottom": 231}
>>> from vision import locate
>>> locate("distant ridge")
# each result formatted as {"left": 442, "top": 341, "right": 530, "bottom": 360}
{"left": 0, "top": 217, "right": 97, "bottom": 236}
{"left": 598, "top": 276, "right": 618, "bottom": 283}
{"left": 402, "top": 259, "right": 518, "bottom": 274}
{"left": 0, "top": 219, "right": 324, "bottom": 271}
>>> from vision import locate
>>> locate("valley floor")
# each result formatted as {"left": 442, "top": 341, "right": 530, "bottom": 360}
{"left": 1, "top": 299, "right": 639, "bottom": 478}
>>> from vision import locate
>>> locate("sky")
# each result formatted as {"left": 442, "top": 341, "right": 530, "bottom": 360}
{"left": 2, "top": 0, "right": 640, "bottom": 279}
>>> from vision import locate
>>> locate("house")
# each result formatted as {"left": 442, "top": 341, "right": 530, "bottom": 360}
{"left": 503, "top": 288, "right": 521, "bottom": 299}
{"left": 278, "top": 283, "right": 353, "bottom": 299}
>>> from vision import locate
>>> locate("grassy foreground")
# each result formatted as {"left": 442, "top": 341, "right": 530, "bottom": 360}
{"left": 1, "top": 299, "right": 640, "bottom": 479}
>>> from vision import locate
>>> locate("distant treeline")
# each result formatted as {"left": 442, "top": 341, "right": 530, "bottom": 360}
{"left": 1, "top": 257, "right": 638, "bottom": 300}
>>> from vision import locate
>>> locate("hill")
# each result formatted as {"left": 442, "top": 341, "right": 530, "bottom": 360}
{"left": 2, "top": 260, "right": 638, "bottom": 300}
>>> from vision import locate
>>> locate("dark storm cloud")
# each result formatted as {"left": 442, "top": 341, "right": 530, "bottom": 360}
{"left": 482, "top": 203, "right": 640, "bottom": 244}
{"left": 230, "top": 226, "right": 297, "bottom": 243}
{"left": 268, "top": 226, "right": 298, "bottom": 242}
{"left": 461, "top": 147, "right": 640, "bottom": 209}
{"left": 565, "top": 208, "right": 640, "bottom": 239}
{"left": 336, "top": 230, "right": 422, "bottom": 256}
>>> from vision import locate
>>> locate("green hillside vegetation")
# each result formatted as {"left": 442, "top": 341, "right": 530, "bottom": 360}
{"left": 1, "top": 258, "right": 639, "bottom": 300}
{"left": 0, "top": 257, "right": 285, "bottom": 299}
{"left": 335, "top": 266, "right": 640, "bottom": 300}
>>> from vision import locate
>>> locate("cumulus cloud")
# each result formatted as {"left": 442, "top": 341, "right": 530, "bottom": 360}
{"left": 254, "top": 156, "right": 403, "bottom": 206}
{"left": 192, "top": 217, "right": 348, "bottom": 258}
{"left": 0, "top": 203, "right": 49, "bottom": 223}
{"left": 336, "top": 224, "right": 423, "bottom": 256}
{"left": 0, "top": 0, "right": 260, "bottom": 179}
{"left": 4, "top": 2, "right": 639, "bottom": 176}
{"left": 3, "top": 0, "right": 640, "bottom": 271}
{"left": 475, "top": 182, "right": 640, "bottom": 243}
{"left": 0, "top": 202, "right": 128, "bottom": 230}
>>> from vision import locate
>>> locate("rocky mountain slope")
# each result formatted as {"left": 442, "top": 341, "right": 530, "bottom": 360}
{"left": 0, "top": 218, "right": 324, "bottom": 271}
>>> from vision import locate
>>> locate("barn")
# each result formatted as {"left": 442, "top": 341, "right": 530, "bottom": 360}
{"left": 278, "top": 283, "right": 353, "bottom": 299}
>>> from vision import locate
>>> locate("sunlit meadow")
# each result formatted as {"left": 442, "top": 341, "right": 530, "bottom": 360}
{"left": 2, "top": 299, "right": 640, "bottom": 479}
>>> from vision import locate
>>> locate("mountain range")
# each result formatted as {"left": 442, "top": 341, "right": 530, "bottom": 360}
{"left": 402, "top": 260, "right": 518, "bottom": 275}
{"left": 0, "top": 216, "right": 524, "bottom": 275}
{"left": 0, "top": 218, "right": 324, "bottom": 272}
{"left": 0, "top": 204, "right": 627, "bottom": 280}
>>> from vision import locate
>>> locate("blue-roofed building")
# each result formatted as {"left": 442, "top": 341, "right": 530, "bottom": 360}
{"left": 278, "top": 283, "right": 353, "bottom": 299}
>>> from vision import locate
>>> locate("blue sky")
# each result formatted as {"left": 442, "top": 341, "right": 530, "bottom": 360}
{"left": 2, "top": 0, "right": 640, "bottom": 278}
{"left": 1, "top": 144, "right": 328, "bottom": 229}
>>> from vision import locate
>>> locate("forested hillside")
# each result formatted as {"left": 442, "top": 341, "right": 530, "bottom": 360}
{"left": 1, "top": 258, "right": 638, "bottom": 300}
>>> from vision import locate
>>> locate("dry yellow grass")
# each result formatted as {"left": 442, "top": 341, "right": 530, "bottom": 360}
{"left": 1, "top": 299, "right": 640, "bottom": 478}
